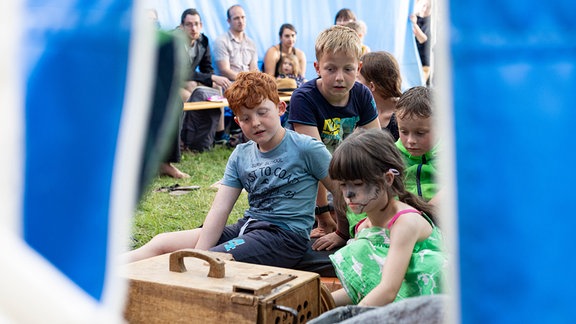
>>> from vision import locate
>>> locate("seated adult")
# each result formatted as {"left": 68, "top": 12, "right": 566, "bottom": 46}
{"left": 334, "top": 8, "right": 356, "bottom": 25}
{"left": 212, "top": 4, "right": 259, "bottom": 146}
{"left": 177, "top": 8, "right": 231, "bottom": 152}
{"left": 213, "top": 5, "right": 259, "bottom": 80}
{"left": 176, "top": 8, "right": 230, "bottom": 101}
{"left": 262, "top": 23, "right": 307, "bottom": 78}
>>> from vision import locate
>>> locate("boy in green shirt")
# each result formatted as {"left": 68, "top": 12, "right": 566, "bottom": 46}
{"left": 395, "top": 86, "right": 440, "bottom": 205}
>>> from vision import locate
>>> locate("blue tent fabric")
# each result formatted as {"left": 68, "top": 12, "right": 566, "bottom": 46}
{"left": 147, "top": 0, "right": 424, "bottom": 89}
{"left": 450, "top": 0, "right": 576, "bottom": 322}
{"left": 23, "top": 1, "right": 134, "bottom": 301}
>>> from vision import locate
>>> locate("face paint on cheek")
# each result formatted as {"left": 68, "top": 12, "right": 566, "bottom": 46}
{"left": 355, "top": 185, "right": 380, "bottom": 213}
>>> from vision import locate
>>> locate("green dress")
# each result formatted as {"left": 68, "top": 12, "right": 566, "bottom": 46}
{"left": 330, "top": 212, "right": 446, "bottom": 305}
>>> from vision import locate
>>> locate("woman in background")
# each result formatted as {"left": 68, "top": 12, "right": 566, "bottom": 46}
{"left": 263, "top": 23, "right": 307, "bottom": 78}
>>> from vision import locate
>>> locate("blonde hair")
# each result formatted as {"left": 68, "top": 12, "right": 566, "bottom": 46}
{"left": 277, "top": 53, "right": 301, "bottom": 76}
{"left": 315, "top": 25, "right": 362, "bottom": 62}
{"left": 345, "top": 20, "right": 367, "bottom": 37}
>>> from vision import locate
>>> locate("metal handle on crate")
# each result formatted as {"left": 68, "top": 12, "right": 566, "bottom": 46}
{"left": 169, "top": 249, "right": 225, "bottom": 278}
{"left": 273, "top": 305, "right": 298, "bottom": 324}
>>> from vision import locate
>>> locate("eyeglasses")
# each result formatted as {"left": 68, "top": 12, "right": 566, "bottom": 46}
{"left": 184, "top": 22, "right": 201, "bottom": 28}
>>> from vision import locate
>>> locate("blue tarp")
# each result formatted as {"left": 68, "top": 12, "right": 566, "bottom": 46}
{"left": 146, "top": 0, "right": 424, "bottom": 89}
{"left": 449, "top": 0, "right": 576, "bottom": 322}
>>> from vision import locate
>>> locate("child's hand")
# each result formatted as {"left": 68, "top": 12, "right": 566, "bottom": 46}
{"left": 310, "top": 226, "right": 333, "bottom": 238}
{"left": 312, "top": 232, "right": 346, "bottom": 251}
{"left": 310, "top": 213, "right": 337, "bottom": 238}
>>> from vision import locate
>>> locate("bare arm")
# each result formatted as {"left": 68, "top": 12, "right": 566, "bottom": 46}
{"left": 195, "top": 185, "right": 242, "bottom": 250}
{"left": 361, "top": 118, "right": 381, "bottom": 130}
{"left": 263, "top": 46, "right": 279, "bottom": 76}
{"left": 358, "top": 214, "right": 427, "bottom": 306}
{"left": 211, "top": 75, "right": 232, "bottom": 91}
{"left": 332, "top": 288, "right": 353, "bottom": 307}
{"left": 215, "top": 59, "right": 238, "bottom": 81}
{"left": 248, "top": 53, "right": 259, "bottom": 72}
{"left": 293, "top": 123, "right": 339, "bottom": 242}
{"left": 212, "top": 37, "right": 238, "bottom": 81}
{"left": 314, "top": 175, "right": 349, "bottom": 251}
{"left": 410, "top": 14, "right": 428, "bottom": 44}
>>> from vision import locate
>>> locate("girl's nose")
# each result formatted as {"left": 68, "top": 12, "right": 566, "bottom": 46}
{"left": 345, "top": 187, "right": 356, "bottom": 198}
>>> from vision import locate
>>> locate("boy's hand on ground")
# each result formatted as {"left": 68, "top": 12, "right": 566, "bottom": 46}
{"left": 311, "top": 213, "right": 337, "bottom": 238}
{"left": 310, "top": 226, "right": 331, "bottom": 238}
{"left": 312, "top": 232, "right": 346, "bottom": 251}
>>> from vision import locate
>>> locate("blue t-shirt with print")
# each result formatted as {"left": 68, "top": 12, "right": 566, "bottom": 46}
{"left": 221, "top": 129, "right": 331, "bottom": 239}
{"left": 287, "top": 78, "right": 378, "bottom": 152}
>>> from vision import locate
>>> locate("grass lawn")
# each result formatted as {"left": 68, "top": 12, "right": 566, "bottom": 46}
{"left": 129, "top": 146, "right": 248, "bottom": 250}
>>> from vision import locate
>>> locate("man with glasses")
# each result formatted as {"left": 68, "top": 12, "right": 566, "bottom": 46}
{"left": 178, "top": 8, "right": 231, "bottom": 99}
{"left": 176, "top": 9, "right": 233, "bottom": 154}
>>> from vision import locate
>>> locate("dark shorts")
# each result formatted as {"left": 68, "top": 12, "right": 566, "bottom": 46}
{"left": 209, "top": 216, "right": 308, "bottom": 268}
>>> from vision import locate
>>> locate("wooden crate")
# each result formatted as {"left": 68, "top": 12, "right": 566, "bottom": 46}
{"left": 121, "top": 249, "right": 327, "bottom": 324}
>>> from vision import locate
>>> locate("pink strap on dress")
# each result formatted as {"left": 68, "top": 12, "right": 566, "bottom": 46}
{"left": 354, "top": 217, "right": 368, "bottom": 235}
{"left": 387, "top": 209, "right": 421, "bottom": 229}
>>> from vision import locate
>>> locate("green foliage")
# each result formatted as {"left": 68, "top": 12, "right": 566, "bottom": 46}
{"left": 129, "top": 146, "right": 248, "bottom": 249}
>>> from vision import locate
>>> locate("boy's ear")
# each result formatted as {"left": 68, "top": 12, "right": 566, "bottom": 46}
{"left": 314, "top": 61, "right": 320, "bottom": 76}
{"left": 356, "top": 61, "right": 363, "bottom": 75}
{"left": 234, "top": 116, "right": 240, "bottom": 125}
{"left": 278, "top": 101, "right": 287, "bottom": 115}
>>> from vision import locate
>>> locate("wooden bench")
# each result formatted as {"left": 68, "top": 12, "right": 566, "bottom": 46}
{"left": 184, "top": 91, "right": 293, "bottom": 111}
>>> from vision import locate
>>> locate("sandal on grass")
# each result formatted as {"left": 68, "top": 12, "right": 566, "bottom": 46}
{"left": 155, "top": 184, "right": 200, "bottom": 195}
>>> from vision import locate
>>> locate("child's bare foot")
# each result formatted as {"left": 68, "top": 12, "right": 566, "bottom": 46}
{"left": 160, "top": 163, "right": 190, "bottom": 179}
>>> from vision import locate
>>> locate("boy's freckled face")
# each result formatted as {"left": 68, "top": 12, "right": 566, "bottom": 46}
{"left": 234, "top": 99, "right": 286, "bottom": 151}
{"left": 315, "top": 52, "right": 360, "bottom": 104}
{"left": 397, "top": 116, "right": 435, "bottom": 157}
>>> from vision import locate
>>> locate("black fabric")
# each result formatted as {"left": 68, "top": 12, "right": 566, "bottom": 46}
{"left": 178, "top": 31, "right": 215, "bottom": 87}
{"left": 180, "top": 86, "right": 222, "bottom": 152}
{"left": 385, "top": 113, "right": 399, "bottom": 141}
{"left": 210, "top": 217, "right": 308, "bottom": 269}
{"left": 416, "top": 16, "right": 431, "bottom": 66}
{"left": 293, "top": 238, "right": 337, "bottom": 277}
{"left": 141, "top": 31, "right": 185, "bottom": 196}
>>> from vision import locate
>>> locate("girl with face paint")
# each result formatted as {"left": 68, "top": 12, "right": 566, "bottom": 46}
{"left": 326, "top": 128, "right": 446, "bottom": 308}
